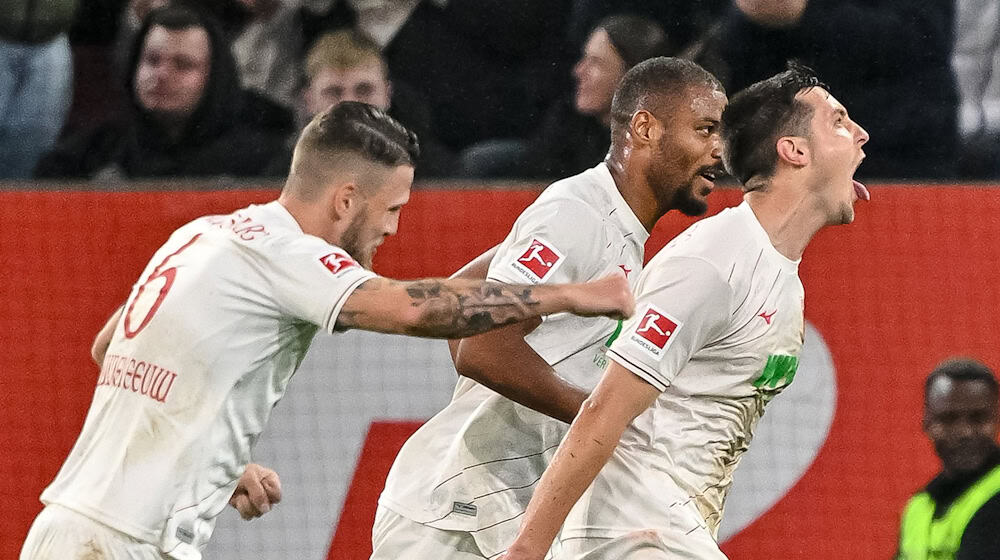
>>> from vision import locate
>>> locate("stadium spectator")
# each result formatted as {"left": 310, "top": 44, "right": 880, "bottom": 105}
{"left": 19, "top": 101, "right": 633, "bottom": 560}
{"left": 0, "top": 0, "right": 77, "bottom": 179}
{"left": 896, "top": 358, "right": 1000, "bottom": 559}
{"left": 701, "top": 0, "right": 958, "bottom": 179}
{"left": 35, "top": 5, "right": 289, "bottom": 181}
{"left": 268, "top": 29, "right": 454, "bottom": 177}
{"left": 952, "top": 0, "right": 1000, "bottom": 178}
{"left": 460, "top": 14, "right": 668, "bottom": 179}
{"left": 565, "top": 0, "right": 728, "bottom": 62}
{"left": 231, "top": 0, "right": 303, "bottom": 109}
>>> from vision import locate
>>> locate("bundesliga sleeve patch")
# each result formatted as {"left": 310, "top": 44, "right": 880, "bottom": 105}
{"left": 319, "top": 251, "right": 358, "bottom": 275}
{"left": 510, "top": 238, "right": 564, "bottom": 283}
{"left": 627, "top": 304, "right": 682, "bottom": 360}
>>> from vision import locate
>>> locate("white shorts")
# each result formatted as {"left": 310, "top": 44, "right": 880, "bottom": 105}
{"left": 370, "top": 505, "right": 489, "bottom": 559}
{"left": 553, "top": 527, "right": 728, "bottom": 560}
{"left": 20, "top": 504, "right": 168, "bottom": 560}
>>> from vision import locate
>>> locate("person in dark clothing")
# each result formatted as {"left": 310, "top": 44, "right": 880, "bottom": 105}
{"left": 702, "top": 0, "right": 958, "bottom": 179}
{"left": 896, "top": 358, "right": 1000, "bottom": 560}
{"left": 36, "top": 5, "right": 288, "bottom": 181}
{"left": 460, "top": 14, "right": 669, "bottom": 179}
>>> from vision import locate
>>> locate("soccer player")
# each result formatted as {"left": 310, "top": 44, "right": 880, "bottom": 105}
{"left": 374, "top": 57, "right": 727, "bottom": 559}
{"left": 499, "top": 64, "right": 871, "bottom": 560}
{"left": 18, "top": 102, "right": 633, "bottom": 560}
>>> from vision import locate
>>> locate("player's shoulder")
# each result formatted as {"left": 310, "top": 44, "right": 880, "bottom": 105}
{"left": 533, "top": 164, "right": 612, "bottom": 214}
{"left": 197, "top": 201, "right": 344, "bottom": 257}
{"left": 654, "top": 203, "right": 757, "bottom": 270}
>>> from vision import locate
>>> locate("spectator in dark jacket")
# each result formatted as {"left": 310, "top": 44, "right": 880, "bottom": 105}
{"left": 36, "top": 5, "right": 288, "bottom": 181}
{"left": 703, "top": 0, "right": 958, "bottom": 179}
{"left": 460, "top": 14, "right": 669, "bottom": 179}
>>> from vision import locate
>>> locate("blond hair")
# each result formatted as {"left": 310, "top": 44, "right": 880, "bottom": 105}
{"left": 305, "top": 30, "right": 387, "bottom": 82}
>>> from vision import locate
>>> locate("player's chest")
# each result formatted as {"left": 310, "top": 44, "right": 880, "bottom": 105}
{"left": 697, "top": 275, "right": 805, "bottom": 393}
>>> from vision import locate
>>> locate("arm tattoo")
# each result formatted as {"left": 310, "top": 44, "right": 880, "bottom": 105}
{"left": 405, "top": 280, "right": 541, "bottom": 338}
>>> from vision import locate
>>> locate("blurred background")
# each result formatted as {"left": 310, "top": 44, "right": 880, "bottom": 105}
{"left": 4, "top": 1, "right": 1000, "bottom": 559}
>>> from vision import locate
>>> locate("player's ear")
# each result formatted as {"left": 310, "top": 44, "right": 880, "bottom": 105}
{"left": 629, "top": 110, "right": 658, "bottom": 147}
{"left": 775, "top": 136, "right": 809, "bottom": 169}
{"left": 328, "top": 181, "right": 360, "bottom": 220}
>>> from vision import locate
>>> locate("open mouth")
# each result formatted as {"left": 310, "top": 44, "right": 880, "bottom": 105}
{"left": 851, "top": 155, "right": 870, "bottom": 202}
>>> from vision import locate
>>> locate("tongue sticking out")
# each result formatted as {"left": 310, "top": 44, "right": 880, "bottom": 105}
{"left": 853, "top": 179, "right": 870, "bottom": 202}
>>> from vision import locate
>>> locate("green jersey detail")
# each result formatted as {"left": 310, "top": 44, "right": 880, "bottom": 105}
{"left": 752, "top": 354, "right": 799, "bottom": 389}
{"left": 605, "top": 319, "right": 623, "bottom": 347}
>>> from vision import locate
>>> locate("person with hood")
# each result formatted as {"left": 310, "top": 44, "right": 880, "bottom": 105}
{"left": 35, "top": 5, "right": 288, "bottom": 182}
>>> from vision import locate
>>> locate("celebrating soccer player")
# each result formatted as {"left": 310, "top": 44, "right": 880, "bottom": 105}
{"left": 499, "top": 63, "right": 870, "bottom": 560}
{"left": 373, "top": 57, "right": 726, "bottom": 560}
{"left": 18, "top": 102, "right": 634, "bottom": 560}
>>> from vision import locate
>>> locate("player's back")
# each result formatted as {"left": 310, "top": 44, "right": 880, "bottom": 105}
{"left": 379, "top": 163, "right": 648, "bottom": 557}
{"left": 41, "top": 201, "right": 374, "bottom": 558}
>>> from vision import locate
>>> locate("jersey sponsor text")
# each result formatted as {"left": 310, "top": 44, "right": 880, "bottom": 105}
{"left": 96, "top": 353, "right": 178, "bottom": 403}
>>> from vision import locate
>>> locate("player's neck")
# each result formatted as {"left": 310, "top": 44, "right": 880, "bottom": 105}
{"left": 605, "top": 156, "right": 659, "bottom": 232}
{"left": 277, "top": 194, "right": 342, "bottom": 245}
{"left": 744, "top": 184, "right": 827, "bottom": 261}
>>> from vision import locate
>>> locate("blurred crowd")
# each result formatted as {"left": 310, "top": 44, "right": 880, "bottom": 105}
{"left": 1, "top": 0, "right": 996, "bottom": 183}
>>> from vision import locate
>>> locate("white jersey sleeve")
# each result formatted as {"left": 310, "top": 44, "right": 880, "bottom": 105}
{"left": 263, "top": 236, "right": 377, "bottom": 333}
{"left": 607, "top": 256, "right": 732, "bottom": 391}
{"left": 487, "top": 197, "right": 609, "bottom": 286}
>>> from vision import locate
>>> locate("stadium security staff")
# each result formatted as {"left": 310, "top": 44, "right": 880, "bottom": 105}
{"left": 896, "top": 359, "right": 1000, "bottom": 559}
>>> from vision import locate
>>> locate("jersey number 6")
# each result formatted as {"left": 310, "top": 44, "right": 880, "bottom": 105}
{"left": 123, "top": 233, "right": 202, "bottom": 339}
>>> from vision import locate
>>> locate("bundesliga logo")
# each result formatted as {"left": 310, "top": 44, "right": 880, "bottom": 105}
{"left": 319, "top": 251, "right": 357, "bottom": 275}
{"left": 629, "top": 305, "right": 682, "bottom": 359}
{"left": 513, "top": 239, "right": 564, "bottom": 282}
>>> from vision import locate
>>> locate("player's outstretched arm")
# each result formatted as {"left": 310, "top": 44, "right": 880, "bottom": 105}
{"left": 91, "top": 305, "right": 123, "bottom": 367}
{"left": 499, "top": 362, "right": 660, "bottom": 560}
{"left": 334, "top": 274, "right": 634, "bottom": 340}
{"left": 446, "top": 245, "right": 499, "bottom": 363}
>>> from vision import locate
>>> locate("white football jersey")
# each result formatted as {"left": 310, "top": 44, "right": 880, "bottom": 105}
{"left": 561, "top": 201, "right": 806, "bottom": 546}
{"left": 40, "top": 201, "right": 376, "bottom": 560}
{"left": 379, "top": 163, "right": 648, "bottom": 557}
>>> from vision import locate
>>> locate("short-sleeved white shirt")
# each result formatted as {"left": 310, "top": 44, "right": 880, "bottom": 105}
{"left": 40, "top": 201, "right": 376, "bottom": 560}
{"left": 379, "top": 163, "right": 648, "bottom": 557}
{"left": 561, "top": 201, "right": 806, "bottom": 544}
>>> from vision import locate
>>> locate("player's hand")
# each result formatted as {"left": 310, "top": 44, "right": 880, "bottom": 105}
{"left": 571, "top": 272, "right": 635, "bottom": 320}
{"left": 229, "top": 463, "right": 282, "bottom": 520}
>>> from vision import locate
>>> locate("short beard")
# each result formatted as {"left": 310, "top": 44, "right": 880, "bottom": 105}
{"left": 339, "top": 210, "right": 374, "bottom": 269}
{"left": 671, "top": 181, "right": 709, "bottom": 217}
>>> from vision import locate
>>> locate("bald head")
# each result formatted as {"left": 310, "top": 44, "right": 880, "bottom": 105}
{"left": 609, "top": 57, "right": 723, "bottom": 147}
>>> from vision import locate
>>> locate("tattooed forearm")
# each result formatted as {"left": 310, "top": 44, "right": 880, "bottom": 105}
{"left": 405, "top": 280, "right": 542, "bottom": 338}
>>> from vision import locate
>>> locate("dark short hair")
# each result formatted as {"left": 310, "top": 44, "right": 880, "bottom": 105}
{"left": 299, "top": 101, "right": 420, "bottom": 168}
{"left": 721, "top": 62, "right": 827, "bottom": 186}
{"left": 925, "top": 358, "right": 1000, "bottom": 403}
{"left": 598, "top": 14, "right": 671, "bottom": 69}
{"left": 609, "top": 57, "right": 723, "bottom": 141}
